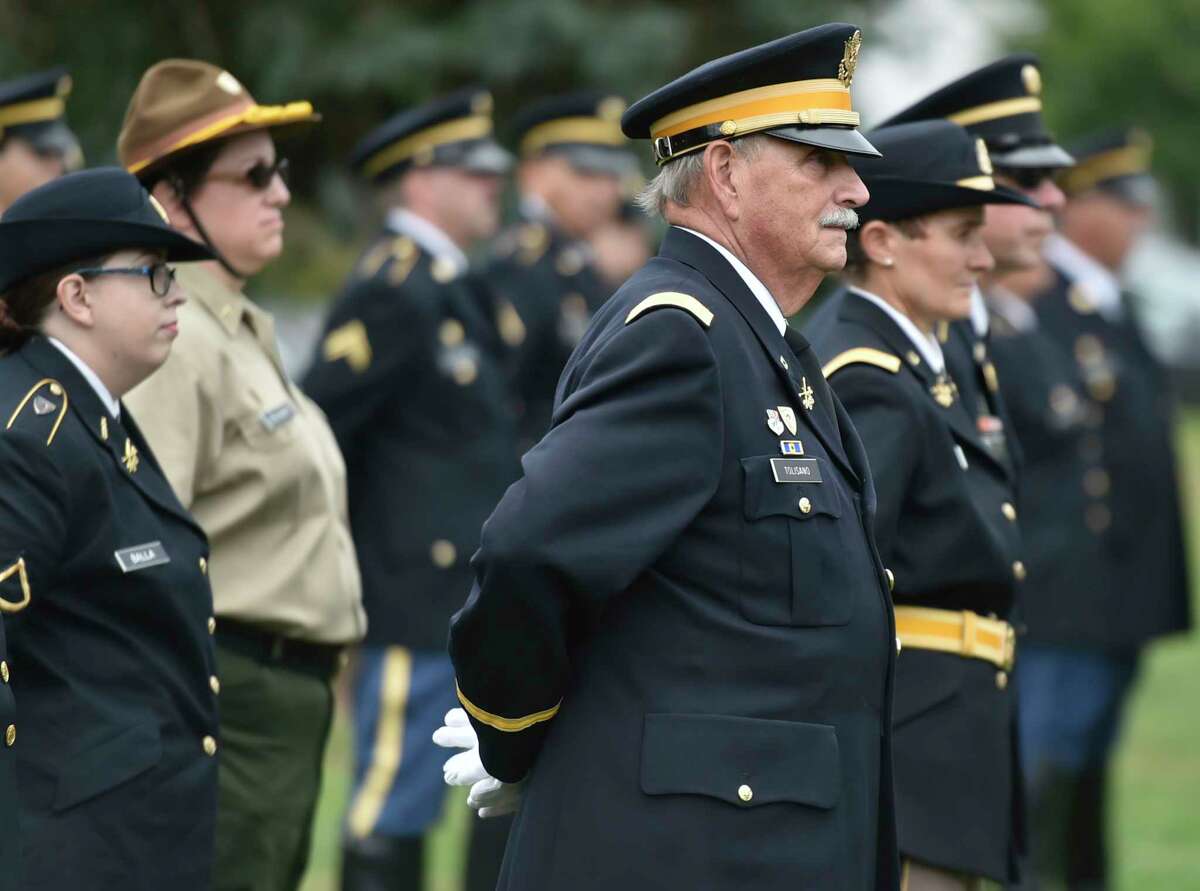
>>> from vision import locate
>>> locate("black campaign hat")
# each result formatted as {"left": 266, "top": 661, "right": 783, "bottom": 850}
{"left": 622, "top": 23, "right": 879, "bottom": 165}
{"left": 879, "top": 54, "right": 1073, "bottom": 170}
{"left": 1059, "top": 127, "right": 1155, "bottom": 206}
{"left": 512, "top": 91, "right": 635, "bottom": 176}
{"left": 0, "top": 67, "right": 82, "bottom": 170}
{"left": 350, "top": 87, "right": 513, "bottom": 183}
{"left": 852, "top": 120, "right": 1036, "bottom": 223}
{"left": 0, "top": 167, "right": 213, "bottom": 293}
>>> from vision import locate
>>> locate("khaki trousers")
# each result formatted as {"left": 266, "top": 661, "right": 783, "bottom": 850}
{"left": 902, "top": 859, "right": 1000, "bottom": 891}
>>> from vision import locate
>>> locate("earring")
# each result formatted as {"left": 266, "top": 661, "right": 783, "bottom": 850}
{"left": 883, "top": 258, "right": 895, "bottom": 267}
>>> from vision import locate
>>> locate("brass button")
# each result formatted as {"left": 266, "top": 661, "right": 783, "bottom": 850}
{"left": 895, "top": 636, "right": 902, "bottom": 654}
{"left": 1083, "top": 468, "right": 1111, "bottom": 498}
{"left": 737, "top": 784, "right": 753, "bottom": 802}
{"left": 431, "top": 540, "right": 457, "bottom": 569}
{"left": 885, "top": 569, "right": 895, "bottom": 592}
{"left": 439, "top": 319, "right": 465, "bottom": 346}
{"left": 0, "top": 661, "right": 8, "bottom": 684}
{"left": 209, "top": 676, "right": 221, "bottom": 695}
{"left": 1013, "top": 561, "right": 1027, "bottom": 582}
{"left": 4, "top": 724, "right": 14, "bottom": 747}
{"left": 202, "top": 735, "right": 218, "bottom": 757}
{"left": 207, "top": 617, "right": 217, "bottom": 635}
{"left": 199, "top": 556, "right": 208, "bottom": 575}
{"left": 798, "top": 497, "right": 812, "bottom": 515}
{"left": 1001, "top": 502, "right": 1017, "bottom": 522}
{"left": 995, "top": 671, "right": 1009, "bottom": 690}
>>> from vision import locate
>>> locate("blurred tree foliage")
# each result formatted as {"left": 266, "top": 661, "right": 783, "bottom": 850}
{"left": 1021, "top": 0, "right": 1200, "bottom": 243}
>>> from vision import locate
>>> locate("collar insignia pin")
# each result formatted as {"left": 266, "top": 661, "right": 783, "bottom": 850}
{"left": 32, "top": 395, "right": 55, "bottom": 416}
{"left": 123, "top": 438, "right": 140, "bottom": 474}
{"left": 930, "top": 374, "right": 957, "bottom": 408}
{"left": 766, "top": 409, "right": 785, "bottom": 436}
{"left": 777, "top": 406, "right": 798, "bottom": 436}
{"left": 799, "top": 377, "right": 816, "bottom": 411}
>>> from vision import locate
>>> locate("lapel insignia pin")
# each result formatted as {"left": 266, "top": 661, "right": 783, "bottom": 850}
{"left": 766, "top": 409, "right": 785, "bottom": 436}
{"left": 779, "top": 440, "right": 805, "bottom": 455}
{"left": 32, "top": 395, "right": 55, "bottom": 415}
{"left": 100, "top": 416, "right": 109, "bottom": 441}
{"left": 799, "top": 377, "right": 815, "bottom": 412}
{"left": 123, "top": 438, "right": 140, "bottom": 474}
{"left": 777, "top": 406, "right": 798, "bottom": 436}
{"left": 930, "top": 374, "right": 957, "bottom": 408}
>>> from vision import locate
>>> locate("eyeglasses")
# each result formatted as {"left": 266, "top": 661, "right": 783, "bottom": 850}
{"left": 997, "top": 167, "right": 1057, "bottom": 191}
{"left": 75, "top": 262, "right": 177, "bottom": 297}
{"left": 205, "top": 157, "right": 290, "bottom": 191}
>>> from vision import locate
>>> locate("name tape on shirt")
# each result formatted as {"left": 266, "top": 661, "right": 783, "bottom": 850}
{"left": 260, "top": 403, "right": 297, "bottom": 432}
{"left": 114, "top": 541, "right": 171, "bottom": 573}
{"left": 770, "top": 457, "right": 822, "bottom": 484}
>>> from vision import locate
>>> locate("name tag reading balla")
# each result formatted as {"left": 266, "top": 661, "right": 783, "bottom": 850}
{"left": 260, "top": 403, "right": 296, "bottom": 432}
{"left": 115, "top": 541, "right": 171, "bottom": 573}
{"left": 770, "top": 457, "right": 822, "bottom": 484}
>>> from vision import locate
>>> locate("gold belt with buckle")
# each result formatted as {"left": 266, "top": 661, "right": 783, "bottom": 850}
{"left": 893, "top": 606, "right": 1015, "bottom": 671}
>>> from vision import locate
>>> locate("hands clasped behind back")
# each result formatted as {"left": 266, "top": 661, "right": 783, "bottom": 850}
{"left": 433, "top": 707, "right": 525, "bottom": 818}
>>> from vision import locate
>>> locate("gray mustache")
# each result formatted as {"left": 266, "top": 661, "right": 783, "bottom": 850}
{"left": 819, "top": 207, "right": 860, "bottom": 230}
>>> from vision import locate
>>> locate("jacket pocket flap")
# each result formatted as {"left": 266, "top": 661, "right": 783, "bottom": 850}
{"left": 640, "top": 713, "right": 839, "bottom": 809}
{"left": 54, "top": 721, "right": 162, "bottom": 812}
{"left": 742, "top": 456, "right": 841, "bottom": 521}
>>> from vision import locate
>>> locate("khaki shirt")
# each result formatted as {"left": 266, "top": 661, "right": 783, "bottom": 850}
{"left": 125, "top": 265, "right": 365, "bottom": 644}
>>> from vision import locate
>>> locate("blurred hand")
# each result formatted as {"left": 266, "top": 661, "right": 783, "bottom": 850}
{"left": 432, "top": 707, "right": 524, "bottom": 818}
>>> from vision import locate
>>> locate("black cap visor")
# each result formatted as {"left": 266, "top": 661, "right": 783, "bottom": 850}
{"left": 859, "top": 177, "right": 1037, "bottom": 223}
{"left": 989, "top": 142, "right": 1074, "bottom": 169}
{"left": 769, "top": 125, "right": 881, "bottom": 158}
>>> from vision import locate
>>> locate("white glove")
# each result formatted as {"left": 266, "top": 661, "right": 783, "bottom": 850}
{"left": 432, "top": 707, "right": 525, "bottom": 818}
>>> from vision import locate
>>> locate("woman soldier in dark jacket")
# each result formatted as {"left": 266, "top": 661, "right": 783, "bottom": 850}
{"left": 805, "top": 120, "right": 1035, "bottom": 890}
{"left": 0, "top": 167, "right": 219, "bottom": 890}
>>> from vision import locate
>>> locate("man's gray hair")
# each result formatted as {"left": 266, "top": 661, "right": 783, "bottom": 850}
{"left": 635, "top": 134, "right": 769, "bottom": 218}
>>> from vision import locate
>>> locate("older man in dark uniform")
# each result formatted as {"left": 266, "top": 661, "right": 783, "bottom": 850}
{"left": 303, "top": 89, "right": 519, "bottom": 891}
{"left": 441, "top": 25, "right": 901, "bottom": 891}
{"left": 0, "top": 68, "right": 81, "bottom": 213}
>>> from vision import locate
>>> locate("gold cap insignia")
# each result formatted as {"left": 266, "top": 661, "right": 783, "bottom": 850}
{"left": 597, "top": 96, "right": 627, "bottom": 121}
{"left": 976, "top": 138, "right": 994, "bottom": 176}
{"left": 215, "top": 70, "right": 243, "bottom": 95}
{"left": 838, "top": 30, "right": 863, "bottom": 87}
{"left": 1021, "top": 64, "right": 1042, "bottom": 96}
{"left": 56, "top": 75, "right": 73, "bottom": 97}
{"left": 471, "top": 92, "right": 494, "bottom": 115}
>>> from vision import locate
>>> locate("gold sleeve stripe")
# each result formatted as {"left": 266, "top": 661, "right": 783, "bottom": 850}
{"left": 323, "top": 320, "right": 372, "bottom": 373}
{"left": 0, "top": 557, "right": 31, "bottom": 614}
{"left": 822, "top": 348, "right": 901, "bottom": 378}
{"left": 625, "top": 292, "right": 714, "bottom": 328}
{"left": 5, "top": 378, "right": 69, "bottom": 446}
{"left": 456, "top": 682, "right": 561, "bottom": 733}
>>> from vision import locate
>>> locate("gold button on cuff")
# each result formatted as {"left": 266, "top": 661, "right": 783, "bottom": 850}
{"left": 431, "top": 539, "right": 457, "bottom": 568}
{"left": 4, "top": 724, "right": 14, "bottom": 747}
{"left": 995, "top": 671, "right": 1009, "bottom": 690}
{"left": 737, "top": 784, "right": 753, "bottom": 803}
{"left": 798, "top": 497, "right": 812, "bottom": 515}
{"left": 0, "top": 661, "right": 8, "bottom": 684}
{"left": 198, "top": 556, "right": 208, "bottom": 575}
{"left": 202, "top": 735, "right": 218, "bottom": 757}
{"left": 209, "top": 676, "right": 221, "bottom": 695}
{"left": 885, "top": 569, "right": 895, "bottom": 592}
{"left": 207, "top": 617, "right": 217, "bottom": 635}
{"left": 1001, "top": 502, "right": 1017, "bottom": 522}
{"left": 1013, "top": 561, "right": 1027, "bottom": 582}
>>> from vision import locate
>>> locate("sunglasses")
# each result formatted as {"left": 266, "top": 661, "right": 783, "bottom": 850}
{"left": 206, "top": 157, "right": 290, "bottom": 191}
{"left": 75, "top": 262, "right": 177, "bottom": 297}
{"left": 996, "top": 167, "right": 1057, "bottom": 191}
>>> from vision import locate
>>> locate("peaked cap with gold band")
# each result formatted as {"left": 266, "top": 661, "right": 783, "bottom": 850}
{"left": 879, "top": 54, "right": 1073, "bottom": 170}
{"left": 118, "top": 59, "right": 320, "bottom": 178}
{"left": 621, "top": 23, "right": 879, "bottom": 165}
{"left": 0, "top": 67, "right": 82, "bottom": 170}
{"left": 0, "top": 167, "right": 213, "bottom": 294}
{"left": 1059, "top": 127, "right": 1155, "bottom": 205}
{"left": 851, "top": 120, "right": 1036, "bottom": 223}
{"left": 512, "top": 90, "right": 635, "bottom": 176}
{"left": 350, "top": 87, "right": 512, "bottom": 183}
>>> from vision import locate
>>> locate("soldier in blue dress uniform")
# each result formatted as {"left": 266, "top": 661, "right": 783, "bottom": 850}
{"left": 0, "top": 167, "right": 219, "bottom": 890}
{"left": 0, "top": 67, "right": 81, "bottom": 213}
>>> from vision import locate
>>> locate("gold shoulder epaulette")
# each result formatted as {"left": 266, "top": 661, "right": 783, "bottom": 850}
{"left": 822, "top": 348, "right": 901, "bottom": 378}
{"left": 625, "top": 292, "right": 714, "bottom": 328}
{"left": 5, "top": 377, "right": 69, "bottom": 446}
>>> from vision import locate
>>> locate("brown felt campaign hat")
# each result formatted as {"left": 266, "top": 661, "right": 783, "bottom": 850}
{"left": 118, "top": 59, "right": 320, "bottom": 179}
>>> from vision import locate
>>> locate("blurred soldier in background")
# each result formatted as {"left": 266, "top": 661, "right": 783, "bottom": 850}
{"left": 0, "top": 68, "right": 82, "bottom": 213}
{"left": 488, "top": 91, "right": 635, "bottom": 450}
{"left": 589, "top": 193, "right": 656, "bottom": 291}
{"left": 301, "top": 89, "right": 520, "bottom": 891}
{"left": 118, "top": 60, "right": 365, "bottom": 891}
{"left": 1009, "top": 129, "right": 1192, "bottom": 890}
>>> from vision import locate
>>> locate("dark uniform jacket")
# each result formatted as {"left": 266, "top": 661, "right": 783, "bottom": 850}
{"left": 942, "top": 315, "right": 1021, "bottom": 475}
{"left": 806, "top": 290, "right": 1025, "bottom": 883}
{"left": 1027, "top": 267, "right": 1191, "bottom": 648}
{"left": 0, "top": 617, "right": 16, "bottom": 891}
{"left": 450, "top": 228, "right": 899, "bottom": 891}
{"left": 304, "top": 227, "right": 521, "bottom": 650}
{"left": 0, "top": 336, "right": 219, "bottom": 891}
{"left": 488, "top": 208, "right": 613, "bottom": 449}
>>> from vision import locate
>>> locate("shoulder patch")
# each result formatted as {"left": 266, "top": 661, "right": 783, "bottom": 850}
{"left": 625, "top": 292, "right": 714, "bottom": 328}
{"left": 323, "top": 320, "right": 372, "bottom": 373}
{"left": 822, "top": 348, "right": 901, "bottom": 379}
{"left": 5, "top": 378, "right": 69, "bottom": 446}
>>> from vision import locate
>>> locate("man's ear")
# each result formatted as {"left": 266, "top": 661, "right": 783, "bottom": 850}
{"left": 55, "top": 271, "right": 95, "bottom": 329}
{"left": 858, "top": 220, "right": 898, "bottom": 268}
{"left": 703, "top": 141, "right": 741, "bottom": 222}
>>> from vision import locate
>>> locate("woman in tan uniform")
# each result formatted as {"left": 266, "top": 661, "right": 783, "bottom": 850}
{"left": 117, "top": 60, "right": 366, "bottom": 891}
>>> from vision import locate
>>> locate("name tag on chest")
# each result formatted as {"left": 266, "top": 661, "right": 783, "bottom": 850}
{"left": 259, "top": 403, "right": 296, "bottom": 432}
{"left": 770, "top": 457, "right": 823, "bottom": 484}
{"left": 114, "top": 541, "right": 170, "bottom": 573}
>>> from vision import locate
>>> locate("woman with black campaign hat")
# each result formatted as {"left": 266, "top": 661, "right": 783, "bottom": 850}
{"left": 0, "top": 166, "right": 220, "bottom": 890}
{"left": 804, "top": 119, "right": 1037, "bottom": 890}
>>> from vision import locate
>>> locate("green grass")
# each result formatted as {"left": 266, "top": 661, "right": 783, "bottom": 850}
{"left": 300, "top": 411, "right": 1200, "bottom": 891}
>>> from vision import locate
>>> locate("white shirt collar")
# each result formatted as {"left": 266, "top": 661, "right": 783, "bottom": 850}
{"left": 676, "top": 226, "right": 787, "bottom": 336}
{"left": 48, "top": 336, "right": 120, "bottom": 418}
{"left": 969, "top": 285, "right": 990, "bottom": 337}
{"left": 985, "top": 285, "right": 1039, "bottom": 334}
{"left": 386, "top": 208, "right": 469, "bottom": 275}
{"left": 848, "top": 286, "right": 946, "bottom": 374}
{"left": 1043, "top": 232, "right": 1123, "bottom": 321}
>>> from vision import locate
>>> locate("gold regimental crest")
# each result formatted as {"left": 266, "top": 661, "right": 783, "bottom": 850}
{"left": 930, "top": 375, "right": 957, "bottom": 408}
{"left": 1021, "top": 64, "right": 1042, "bottom": 96}
{"left": 838, "top": 30, "right": 863, "bottom": 87}
{"left": 123, "top": 438, "right": 140, "bottom": 474}
{"left": 799, "top": 377, "right": 816, "bottom": 412}
{"left": 597, "top": 96, "right": 627, "bottom": 121}
{"left": 976, "top": 139, "right": 994, "bottom": 176}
